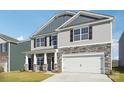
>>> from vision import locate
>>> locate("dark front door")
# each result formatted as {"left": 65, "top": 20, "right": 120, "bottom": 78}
{"left": 28, "top": 58, "right": 33, "bottom": 70}
{"left": 51, "top": 57, "right": 54, "bottom": 70}
{"left": 47, "top": 56, "right": 54, "bottom": 71}
{"left": 37, "top": 56, "right": 44, "bottom": 71}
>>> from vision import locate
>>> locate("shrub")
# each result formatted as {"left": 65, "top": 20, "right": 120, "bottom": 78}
{"left": 0, "top": 66, "right": 4, "bottom": 73}
{"left": 109, "top": 70, "right": 114, "bottom": 75}
{"left": 20, "top": 68, "right": 25, "bottom": 72}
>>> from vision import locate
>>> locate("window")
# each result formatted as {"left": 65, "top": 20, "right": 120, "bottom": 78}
{"left": 0, "top": 44, "right": 2, "bottom": 52}
{"left": 74, "top": 29, "right": 80, "bottom": 41}
{"left": 40, "top": 38, "right": 45, "bottom": 46}
{"left": 2, "top": 43, "right": 6, "bottom": 52}
{"left": 0, "top": 43, "right": 7, "bottom": 53}
{"left": 81, "top": 27, "right": 89, "bottom": 40}
{"left": 73, "top": 27, "right": 89, "bottom": 41}
{"left": 36, "top": 38, "right": 40, "bottom": 47}
{"left": 36, "top": 37, "right": 45, "bottom": 47}
{"left": 37, "top": 56, "right": 44, "bottom": 65}
{"left": 51, "top": 35, "right": 57, "bottom": 46}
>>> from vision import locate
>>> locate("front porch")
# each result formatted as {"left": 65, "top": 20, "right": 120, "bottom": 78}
{"left": 24, "top": 49, "right": 58, "bottom": 72}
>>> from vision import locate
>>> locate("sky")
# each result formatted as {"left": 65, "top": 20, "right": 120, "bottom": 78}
{"left": 0, "top": 10, "right": 123, "bottom": 60}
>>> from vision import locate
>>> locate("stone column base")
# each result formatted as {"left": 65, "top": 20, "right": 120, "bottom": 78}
{"left": 24, "top": 64, "right": 28, "bottom": 71}
{"left": 33, "top": 64, "right": 39, "bottom": 72}
{"left": 42, "top": 64, "right": 48, "bottom": 72}
{"left": 54, "top": 64, "right": 58, "bottom": 72}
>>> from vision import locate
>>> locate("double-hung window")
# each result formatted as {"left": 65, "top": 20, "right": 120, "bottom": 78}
{"left": 36, "top": 38, "right": 40, "bottom": 47}
{"left": 81, "top": 27, "right": 89, "bottom": 40}
{"left": 2, "top": 43, "right": 7, "bottom": 53}
{"left": 40, "top": 38, "right": 45, "bottom": 46}
{"left": 0, "top": 43, "right": 7, "bottom": 53}
{"left": 73, "top": 27, "right": 89, "bottom": 41}
{"left": 37, "top": 56, "right": 44, "bottom": 65}
{"left": 0, "top": 44, "right": 2, "bottom": 52}
{"left": 36, "top": 37, "right": 45, "bottom": 47}
{"left": 74, "top": 29, "right": 80, "bottom": 41}
{"left": 51, "top": 35, "right": 57, "bottom": 46}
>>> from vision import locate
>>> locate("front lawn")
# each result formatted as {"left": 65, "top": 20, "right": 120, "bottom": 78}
{"left": 109, "top": 67, "right": 124, "bottom": 82}
{"left": 0, "top": 72, "right": 53, "bottom": 82}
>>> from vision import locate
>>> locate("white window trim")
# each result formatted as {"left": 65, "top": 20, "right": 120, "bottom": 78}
{"left": 73, "top": 26, "right": 89, "bottom": 42}
{"left": 73, "top": 29, "right": 80, "bottom": 41}
{"left": 36, "top": 37, "right": 45, "bottom": 47}
{"left": 81, "top": 27, "right": 89, "bottom": 40}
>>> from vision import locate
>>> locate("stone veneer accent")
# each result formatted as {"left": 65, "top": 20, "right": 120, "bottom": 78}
{"left": 24, "top": 64, "right": 28, "bottom": 71}
{"left": 57, "top": 43, "right": 111, "bottom": 74}
{"left": 42, "top": 64, "right": 48, "bottom": 72}
{"left": 33, "top": 64, "right": 39, "bottom": 72}
{"left": 53, "top": 64, "right": 58, "bottom": 72}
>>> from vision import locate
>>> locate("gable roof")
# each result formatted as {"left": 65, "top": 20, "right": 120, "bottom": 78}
{"left": 0, "top": 33, "right": 19, "bottom": 43}
{"left": 31, "top": 11, "right": 76, "bottom": 37}
{"left": 31, "top": 10, "right": 114, "bottom": 38}
{"left": 56, "top": 11, "right": 114, "bottom": 31}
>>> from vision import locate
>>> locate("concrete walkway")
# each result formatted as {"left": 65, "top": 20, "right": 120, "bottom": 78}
{"left": 43, "top": 73, "right": 112, "bottom": 82}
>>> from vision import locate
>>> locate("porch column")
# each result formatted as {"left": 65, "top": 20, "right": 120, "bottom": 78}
{"left": 25, "top": 54, "right": 29, "bottom": 71}
{"left": 42, "top": 53, "right": 48, "bottom": 71}
{"left": 34, "top": 54, "right": 37, "bottom": 64}
{"left": 33, "top": 54, "right": 38, "bottom": 72}
{"left": 54, "top": 52, "right": 58, "bottom": 72}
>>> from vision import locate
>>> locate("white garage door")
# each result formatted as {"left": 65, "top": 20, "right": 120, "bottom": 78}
{"left": 62, "top": 55, "right": 104, "bottom": 74}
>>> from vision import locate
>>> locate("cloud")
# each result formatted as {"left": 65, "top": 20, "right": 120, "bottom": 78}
{"left": 17, "top": 36, "right": 24, "bottom": 41}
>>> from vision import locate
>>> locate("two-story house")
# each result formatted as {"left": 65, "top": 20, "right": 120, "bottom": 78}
{"left": 25, "top": 11, "right": 113, "bottom": 74}
{"left": 0, "top": 33, "right": 31, "bottom": 72}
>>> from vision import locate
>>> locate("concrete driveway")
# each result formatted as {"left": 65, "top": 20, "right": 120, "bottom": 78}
{"left": 43, "top": 73, "right": 112, "bottom": 82}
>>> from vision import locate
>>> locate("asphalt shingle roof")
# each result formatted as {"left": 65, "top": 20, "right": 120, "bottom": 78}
{"left": 0, "top": 33, "right": 19, "bottom": 43}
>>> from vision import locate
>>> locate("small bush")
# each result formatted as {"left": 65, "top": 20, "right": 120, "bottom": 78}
{"left": 0, "top": 66, "right": 4, "bottom": 73}
{"left": 109, "top": 70, "right": 114, "bottom": 75}
{"left": 20, "top": 68, "right": 25, "bottom": 72}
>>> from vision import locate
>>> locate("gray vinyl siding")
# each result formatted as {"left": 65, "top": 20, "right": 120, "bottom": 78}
{"left": 119, "top": 32, "right": 124, "bottom": 66}
{"left": 63, "top": 15, "right": 96, "bottom": 28}
{"left": 10, "top": 41, "right": 31, "bottom": 71}
{"left": 34, "top": 15, "right": 72, "bottom": 36}
{"left": 58, "top": 22, "right": 112, "bottom": 48}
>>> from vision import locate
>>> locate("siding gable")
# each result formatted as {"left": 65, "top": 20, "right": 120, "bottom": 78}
{"left": 62, "top": 15, "right": 97, "bottom": 28}
{"left": 34, "top": 15, "right": 72, "bottom": 36}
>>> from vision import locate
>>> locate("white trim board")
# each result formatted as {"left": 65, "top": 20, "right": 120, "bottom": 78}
{"left": 58, "top": 42, "right": 111, "bottom": 49}
{"left": 62, "top": 52, "right": 104, "bottom": 57}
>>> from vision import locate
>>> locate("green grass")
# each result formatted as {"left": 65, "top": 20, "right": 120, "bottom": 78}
{"left": 0, "top": 72, "right": 53, "bottom": 82}
{"left": 109, "top": 67, "right": 124, "bottom": 82}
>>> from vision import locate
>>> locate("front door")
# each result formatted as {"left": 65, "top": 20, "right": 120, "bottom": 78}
{"left": 28, "top": 58, "right": 33, "bottom": 70}
{"left": 47, "top": 55, "right": 54, "bottom": 71}
{"left": 37, "top": 56, "right": 44, "bottom": 71}
{"left": 51, "top": 57, "right": 54, "bottom": 70}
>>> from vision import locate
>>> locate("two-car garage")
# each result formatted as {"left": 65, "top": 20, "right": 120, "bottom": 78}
{"left": 62, "top": 53, "right": 105, "bottom": 74}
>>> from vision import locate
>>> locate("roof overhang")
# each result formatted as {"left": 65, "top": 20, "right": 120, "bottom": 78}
{"left": 0, "top": 36, "right": 19, "bottom": 44}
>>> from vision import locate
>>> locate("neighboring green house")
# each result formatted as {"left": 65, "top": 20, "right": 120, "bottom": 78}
{"left": 10, "top": 40, "right": 31, "bottom": 71}
{"left": 0, "top": 33, "right": 30, "bottom": 72}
